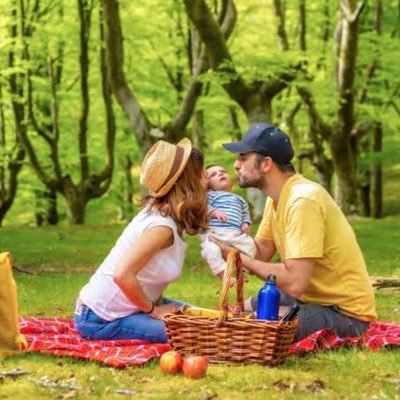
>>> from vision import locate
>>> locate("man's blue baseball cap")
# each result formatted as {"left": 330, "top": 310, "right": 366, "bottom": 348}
{"left": 223, "top": 123, "right": 294, "bottom": 165}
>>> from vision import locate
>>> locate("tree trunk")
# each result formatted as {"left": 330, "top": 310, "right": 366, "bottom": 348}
{"left": 331, "top": 0, "right": 364, "bottom": 214}
{"left": 46, "top": 188, "right": 58, "bottom": 225}
{"left": 228, "top": 106, "right": 241, "bottom": 141}
{"left": 117, "top": 154, "right": 134, "bottom": 221}
{"left": 332, "top": 152, "right": 358, "bottom": 214}
{"left": 371, "top": 121, "right": 382, "bottom": 218}
{"left": 358, "top": 178, "right": 370, "bottom": 217}
{"left": 0, "top": 6, "right": 26, "bottom": 227}
{"left": 35, "top": 188, "right": 58, "bottom": 226}
{"left": 0, "top": 145, "right": 24, "bottom": 227}
{"left": 191, "top": 109, "right": 205, "bottom": 151}
{"left": 356, "top": 0, "right": 382, "bottom": 217}
{"left": 64, "top": 185, "right": 86, "bottom": 225}
{"left": 314, "top": 163, "right": 333, "bottom": 194}
{"left": 246, "top": 188, "right": 266, "bottom": 221}
{"left": 273, "top": 0, "right": 289, "bottom": 50}
{"left": 299, "top": 0, "right": 307, "bottom": 51}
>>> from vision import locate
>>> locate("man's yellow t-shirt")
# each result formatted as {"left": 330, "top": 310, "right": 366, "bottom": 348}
{"left": 256, "top": 173, "right": 376, "bottom": 322}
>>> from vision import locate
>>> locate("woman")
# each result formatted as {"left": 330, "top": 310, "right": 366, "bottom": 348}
{"left": 74, "top": 138, "right": 208, "bottom": 343}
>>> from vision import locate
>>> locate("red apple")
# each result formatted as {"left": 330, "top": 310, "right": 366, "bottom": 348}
{"left": 182, "top": 355, "right": 208, "bottom": 379}
{"left": 159, "top": 351, "right": 183, "bottom": 375}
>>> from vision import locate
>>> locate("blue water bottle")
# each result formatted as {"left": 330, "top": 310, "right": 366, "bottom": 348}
{"left": 256, "top": 274, "right": 280, "bottom": 320}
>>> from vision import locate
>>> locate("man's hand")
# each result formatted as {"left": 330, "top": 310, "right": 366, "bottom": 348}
{"left": 209, "top": 236, "right": 235, "bottom": 259}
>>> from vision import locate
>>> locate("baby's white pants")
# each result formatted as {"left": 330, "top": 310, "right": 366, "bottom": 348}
{"left": 199, "top": 228, "right": 257, "bottom": 276}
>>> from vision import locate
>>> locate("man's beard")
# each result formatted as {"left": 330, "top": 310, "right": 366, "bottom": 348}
{"left": 237, "top": 174, "right": 263, "bottom": 189}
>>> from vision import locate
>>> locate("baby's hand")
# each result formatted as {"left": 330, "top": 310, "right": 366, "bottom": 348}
{"left": 210, "top": 209, "right": 228, "bottom": 222}
{"left": 241, "top": 222, "right": 251, "bottom": 234}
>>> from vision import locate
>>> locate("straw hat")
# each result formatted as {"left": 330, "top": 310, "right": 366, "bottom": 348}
{"left": 140, "top": 138, "right": 192, "bottom": 198}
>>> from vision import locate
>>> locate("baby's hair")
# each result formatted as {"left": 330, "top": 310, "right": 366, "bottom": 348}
{"left": 205, "top": 165, "right": 233, "bottom": 192}
{"left": 205, "top": 165, "right": 219, "bottom": 190}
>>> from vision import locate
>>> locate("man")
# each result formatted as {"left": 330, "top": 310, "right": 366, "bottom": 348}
{"left": 221, "top": 122, "right": 376, "bottom": 341}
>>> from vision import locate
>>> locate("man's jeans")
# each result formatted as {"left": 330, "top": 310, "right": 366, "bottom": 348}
{"left": 251, "top": 292, "right": 370, "bottom": 342}
{"left": 74, "top": 298, "right": 185, "bottom": 343}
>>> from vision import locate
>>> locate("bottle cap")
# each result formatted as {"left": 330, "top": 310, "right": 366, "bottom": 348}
{"left": 266, "top": 273, "right": 276, "bottom": 283}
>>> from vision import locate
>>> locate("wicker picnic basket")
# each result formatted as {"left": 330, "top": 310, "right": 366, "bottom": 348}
{"left": 163, "top": 250, "right": 298, "bottom": 366}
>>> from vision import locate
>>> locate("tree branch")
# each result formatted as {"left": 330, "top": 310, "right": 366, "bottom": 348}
{"left": 358, "top": 1, "right": 382, "bottom": 104}
{"left": 340, "top": 1, "right": 365, "bottom": 24}
{"left": 47, "top": 55, "right": 63, "bottom": 182}
{"left": 389, "top": 100, "right": 400, "bottom": 115}
{"left": 297, "top": 86, "right": 332, "bottom": 141}
{"left": 8, "top": 5, "right": 57, "bottom": 190}
{"left": 273, "top": 0, "right": 289, "bottom": 51}
{"left": 77, "top": 0, "right": 91, "bottom": 180}
{"left": 101, "top": 0, "right": 152, "bottom": 146}
{"left": 183, "top": 0, "right": 253, "bottom": 108}
{"left": 93, "top": 3, "right": 115, "bottom": 193}
{"left": 165, "top": 0, "right": 238, "bottom": 137}
{"left": 26, "top": 75, "right": 53, "bottom": 145}
{"left": 219, "top": 0, "right": 237, "bottom": 39}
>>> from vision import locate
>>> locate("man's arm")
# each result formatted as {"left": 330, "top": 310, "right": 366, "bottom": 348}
{"left": 241, "top": 251, "right": 315, "bottom": 299}
{"left": 254, "top": 238, "right": 276, "bottom": 261}
{"left": 214, "top": 237, "right": 314, "bottom": 299}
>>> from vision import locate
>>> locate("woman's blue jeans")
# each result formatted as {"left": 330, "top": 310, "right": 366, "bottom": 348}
{"left": 73, "top": 298, "right": 185, "bottom": 343}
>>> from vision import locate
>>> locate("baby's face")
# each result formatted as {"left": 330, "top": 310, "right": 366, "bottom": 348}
{"left": 207, "top": 166, "right": 233, "bottom": 191}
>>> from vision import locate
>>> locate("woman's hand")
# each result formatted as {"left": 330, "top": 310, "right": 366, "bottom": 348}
{"left": 150, "top": 303, "right": 179, "bottom": 319}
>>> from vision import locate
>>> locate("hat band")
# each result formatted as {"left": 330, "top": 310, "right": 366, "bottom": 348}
{"left": 153, "top": 146, "right": 185, "bottom": 194}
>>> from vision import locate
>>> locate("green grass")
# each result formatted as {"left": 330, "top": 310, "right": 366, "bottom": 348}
{"left": 1, "top": 336, "right": 399, "bottom": 399}
{"left": 0, "top": 224, "right": 122, "bottom": 271}
{"left": 1, "top": 217, "right": 400, "bottom": 399}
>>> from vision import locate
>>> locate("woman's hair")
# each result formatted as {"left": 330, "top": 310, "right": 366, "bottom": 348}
{"left": 143, "top": 148, "right": 208, "bottom": 235}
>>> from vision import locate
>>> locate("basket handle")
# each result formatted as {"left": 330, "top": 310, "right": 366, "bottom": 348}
{"left": 217, "top": 249, "right": 244, "bottom": 325}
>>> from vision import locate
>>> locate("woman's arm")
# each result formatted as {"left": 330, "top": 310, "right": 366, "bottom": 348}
{"left": 113, "top": 225, "right": 178, "bottom": 319}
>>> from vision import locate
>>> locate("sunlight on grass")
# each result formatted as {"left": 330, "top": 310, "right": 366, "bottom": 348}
{"left": 1, "top": 220, "right": 399, "bottom": 400}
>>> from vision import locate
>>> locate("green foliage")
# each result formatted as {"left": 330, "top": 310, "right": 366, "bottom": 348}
{"left": 1, "top": 0, "right": 400, "bottom": 224}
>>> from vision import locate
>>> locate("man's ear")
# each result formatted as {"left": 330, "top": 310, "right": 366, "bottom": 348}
{"left": 262, "top": 157, "right": 274, "bottom": 173}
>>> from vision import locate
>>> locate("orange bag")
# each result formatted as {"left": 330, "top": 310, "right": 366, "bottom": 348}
{"left": 0, "top": 252, "right": 27, "bottom": 356}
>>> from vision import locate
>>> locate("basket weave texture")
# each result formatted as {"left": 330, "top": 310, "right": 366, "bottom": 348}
{"left": 163, "top": 250, "right": 298, "bottom": 366}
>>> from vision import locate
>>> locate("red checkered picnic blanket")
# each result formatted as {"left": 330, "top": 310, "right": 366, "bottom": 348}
{"left": 19, "top": 317, "right": 170, "bottom": 368}
{"left": 19, "top": 317, "right": 400, "bottom": 368}
{"left": 289, "top": 321, "right": 400, "bottom": 354}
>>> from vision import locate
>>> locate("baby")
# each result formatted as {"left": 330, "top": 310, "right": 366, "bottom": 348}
{"left": 200, "top": 165, "right": 257, "bottom": 280}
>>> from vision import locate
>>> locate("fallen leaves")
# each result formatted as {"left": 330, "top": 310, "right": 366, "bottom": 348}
{"left": 0, "top": 368, "right": 29, "bottom": 378}
{"left": 28, "top": 376, "right": 88, "bottom": 392}
{"left": 273, "top": 378, "right": 326, "bottom": 394}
